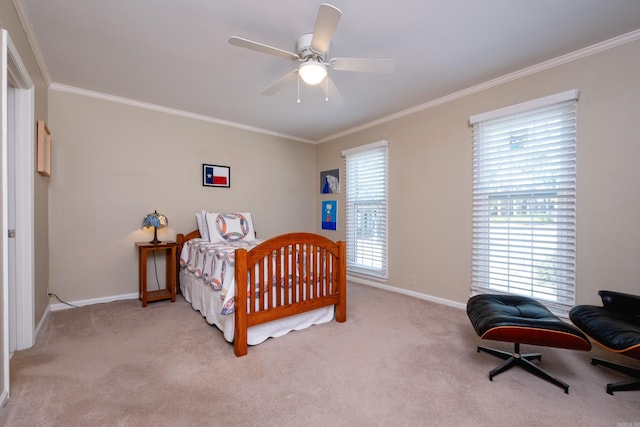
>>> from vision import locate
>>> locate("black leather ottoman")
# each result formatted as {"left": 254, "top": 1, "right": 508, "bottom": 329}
{"left": 467, "top": 294, "right": 592, "bottom": 393}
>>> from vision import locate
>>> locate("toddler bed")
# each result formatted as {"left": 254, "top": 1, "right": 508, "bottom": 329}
{"left": 176, "top": 213, "right": 346, "bottom": 356}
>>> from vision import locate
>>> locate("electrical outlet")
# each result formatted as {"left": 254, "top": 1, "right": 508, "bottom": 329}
{"left": 408, "top": 274, "right": 416, "bottom": 285}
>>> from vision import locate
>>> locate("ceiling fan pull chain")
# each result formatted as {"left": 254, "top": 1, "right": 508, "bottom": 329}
{"left": 297, "top": 73, "right": 301, "bottom": 104}
{"left": 325, "top": 77, "right": 329, "bottom": 102}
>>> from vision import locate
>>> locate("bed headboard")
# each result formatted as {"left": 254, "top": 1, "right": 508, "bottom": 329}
{"left": 175, "top": 229, "right": 201, "bottom": 290}
{"left": 176, "top": 229, "right": 201, "bottom": 246}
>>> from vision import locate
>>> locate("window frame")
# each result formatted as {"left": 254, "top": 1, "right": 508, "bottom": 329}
{"left": 470, "top": 90, "right": 579, "bottom": 316}
{"left": 342, "top": 140, "right": 389, "bottom": 279}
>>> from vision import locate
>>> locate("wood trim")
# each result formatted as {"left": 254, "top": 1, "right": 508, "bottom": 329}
{"left": 37, "top": 120, "right": 50, "bottom": 176}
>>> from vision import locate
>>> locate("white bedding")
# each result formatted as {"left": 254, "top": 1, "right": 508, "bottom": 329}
{"left": 179, "top": 238, "right": 334, "bottom": 345}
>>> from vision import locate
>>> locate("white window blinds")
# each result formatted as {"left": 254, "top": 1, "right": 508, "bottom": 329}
{"left": 470, "top": 91, "right": 578, "bottom": 316}
{"left": 343, "top": 141, "right": 388, "bottom": 279}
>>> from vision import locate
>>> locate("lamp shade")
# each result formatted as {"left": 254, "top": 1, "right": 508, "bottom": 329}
{"left": 299, "top": 60, "right": 327, "bottom": 85}
{"left": 142, "top": 210, "right": 168, "bottom": 244}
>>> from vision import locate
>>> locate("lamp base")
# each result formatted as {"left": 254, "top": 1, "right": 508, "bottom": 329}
{"left": 149, "top": 227, "right": 161, "bottom": 245}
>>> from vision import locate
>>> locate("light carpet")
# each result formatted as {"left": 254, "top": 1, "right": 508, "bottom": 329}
{"left": 1, "top": 283, "right": 639, "bottom": 426}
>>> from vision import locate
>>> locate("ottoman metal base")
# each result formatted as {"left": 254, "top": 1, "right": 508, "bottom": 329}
{"left": 467, "top": 294, "right": 592, "bottom": 394}
{"left": 478, "top": 342, "right": 569, "bottom": 393}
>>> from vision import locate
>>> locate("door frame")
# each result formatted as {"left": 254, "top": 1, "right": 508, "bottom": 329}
{"left": 7, "top": 32, "right": 35, "bottom": 352}
{"left": 1, "top": 28, "right": 35, "bottom": 402}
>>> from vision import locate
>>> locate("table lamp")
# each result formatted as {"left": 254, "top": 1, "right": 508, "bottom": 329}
{"left": 142, "top": 210, "right": 168, "bottom": 244}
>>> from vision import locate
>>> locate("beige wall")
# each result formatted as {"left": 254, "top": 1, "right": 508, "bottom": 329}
{"left": 48, "top": 91, "right": 316, "bottom": 301}
{"left": 6, "top": 0, "right": 636, "bottom": 312}
{"left": 317, "top": 39, "right": 640, "bottom": 307}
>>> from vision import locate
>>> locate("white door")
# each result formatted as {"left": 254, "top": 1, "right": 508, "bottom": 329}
{"left": 0, "top": 29, "right": 35, "bottom": 403}
{"left": 7, "top": 85, "right": 15, "bottom": 353}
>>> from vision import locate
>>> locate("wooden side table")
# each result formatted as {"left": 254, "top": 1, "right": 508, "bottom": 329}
{"left": 136, "top": 241, "right": 177, "bottom": 307}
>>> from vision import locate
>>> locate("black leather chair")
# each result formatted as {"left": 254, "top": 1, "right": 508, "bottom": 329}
{"left": 569, "top": 290, "right": 640, "bottom": 394}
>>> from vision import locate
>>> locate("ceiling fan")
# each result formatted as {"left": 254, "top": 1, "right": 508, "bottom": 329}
{"left": 228, "top": 3, "right": 395, "bottom": 103}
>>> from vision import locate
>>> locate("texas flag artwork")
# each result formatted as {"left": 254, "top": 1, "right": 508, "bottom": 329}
{"left": 203, "top": 164, "right": 230, "bottom": 187}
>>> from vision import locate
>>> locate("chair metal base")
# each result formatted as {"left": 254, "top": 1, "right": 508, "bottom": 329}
{"left": 591, "top": 358, "right": 640, "bottom": 395}
{"left": 477, "top": 343, "right": 569, "bottom": 394}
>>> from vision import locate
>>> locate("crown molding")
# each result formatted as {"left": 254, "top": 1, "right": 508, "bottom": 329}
{"left": 15, "top": 0, "right": 639, "bottom": 146}
{"left": 12, "top": 0, "right": 52, "bottom": 86}
{"left": 49, "top": 83, "right": 314, "bottom": 144}
{"left": 318, "top": 28, "right": 640, "bottom": 143}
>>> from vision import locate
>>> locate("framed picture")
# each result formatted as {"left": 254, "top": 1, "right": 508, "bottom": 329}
{"left": 321, "top": 200, "right": 337, "bottom": 230}
{"left": 37, "top": 120, "right": 51, "bottom": 176}
{"left": 320, "top": 169, "right": 340, "bottom": 193}
{"left": 203, "top": 164, "right": 230, "bottom": 187}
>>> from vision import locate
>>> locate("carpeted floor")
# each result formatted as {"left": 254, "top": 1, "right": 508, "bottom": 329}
{"left": 1, "top": 283, "right": 639, "bottom": 426}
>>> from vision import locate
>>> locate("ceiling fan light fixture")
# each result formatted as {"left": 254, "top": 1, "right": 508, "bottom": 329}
{"left": 299, "top": 60, "right": 327, "bottom": 85}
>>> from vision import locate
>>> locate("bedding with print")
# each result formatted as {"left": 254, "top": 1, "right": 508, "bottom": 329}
{"left": 179, "top": 238, "right": 296, "bottom": 315}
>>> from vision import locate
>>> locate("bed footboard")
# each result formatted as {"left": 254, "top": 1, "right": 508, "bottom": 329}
{"left": 234, "top": 232, "right": 346, "bottom": 356}
{"left": 176, "top": 230, "right": 347, "bottom": 357}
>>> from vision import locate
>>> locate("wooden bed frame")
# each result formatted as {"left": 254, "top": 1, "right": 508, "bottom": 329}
{"left": 176, "top": 230, "right": 347, "bottom": 356}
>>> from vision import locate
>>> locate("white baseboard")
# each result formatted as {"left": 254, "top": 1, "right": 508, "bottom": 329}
{"left": 47, "top": 281, "right": 466, "bottom": 314}
{"left": 347, "top": 275, "right": 467, "bottom": 310}
{"left": 0, "top": 389, "right": 8, "bottom": 412}
{"left": 49, "top": 292, "right": 139, "bottom": 312}
{"left": 35, "top": 304, "right": 50, "bottom": 339}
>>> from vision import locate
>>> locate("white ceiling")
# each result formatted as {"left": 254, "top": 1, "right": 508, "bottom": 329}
{"left": 15, "top": 0, "right": 640, "bottom": 143}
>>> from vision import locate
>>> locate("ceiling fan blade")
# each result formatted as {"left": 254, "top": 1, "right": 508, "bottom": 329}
{"left": 229, "top": 36, "right": 299, "bottom": 61}
{"left": 310, "top": 3, "right": 342, "bottom": 54}
{"left": 331, "top": 58, "right": 396, "bottom": 73}
{"left": 261, "top": 70, "right": 298, "bottom": 95}
{"left": 321, "top": 76, "right": 345, "bottom": 106}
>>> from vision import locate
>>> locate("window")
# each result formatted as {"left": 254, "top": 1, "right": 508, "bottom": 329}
{"left": 470, "top": 90, "right": 578, "bottom": 316}
{"left": 342, "top": 140, "right": 388, "bottom": 279}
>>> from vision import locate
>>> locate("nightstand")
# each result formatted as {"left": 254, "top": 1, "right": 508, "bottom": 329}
{"left": 136, "top": 241, "right": 177, "bottom": 307}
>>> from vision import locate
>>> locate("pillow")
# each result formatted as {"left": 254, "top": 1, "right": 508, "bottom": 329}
{"left": 205, "top": 212, "right": 256, "bottom": 243}
{"left": 599, "top": 290, "right": 640, "bottom": 315}
{"left": 195, "top": 210, "right": 210, "bottom": 241}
